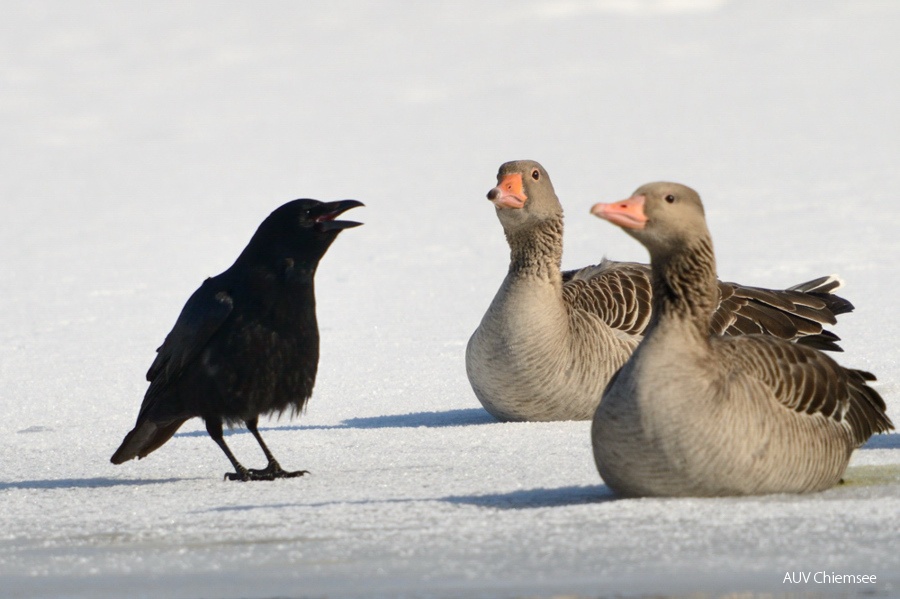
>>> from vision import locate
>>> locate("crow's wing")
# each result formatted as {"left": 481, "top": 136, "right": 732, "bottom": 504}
{"left": 137, "top": 277, "right": 233, "bottom": 418}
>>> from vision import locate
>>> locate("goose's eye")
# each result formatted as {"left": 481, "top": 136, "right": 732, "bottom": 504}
{"left": 665, "top": 194, "right": 676, "bottom": 203}
{"left": 531, "top": 169, "right": 540, "bottom": 181}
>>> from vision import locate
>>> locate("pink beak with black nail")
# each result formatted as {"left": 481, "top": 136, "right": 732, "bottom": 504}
{"left": 590, "top": 195, "right": 649, "bottom": 230}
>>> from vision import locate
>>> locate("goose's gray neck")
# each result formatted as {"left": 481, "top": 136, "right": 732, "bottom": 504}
{"left": 504, "top": 216, "right": 564, "bottom": 281}
{"left": 648, "top": 235, "right": 718, "bottom": 335}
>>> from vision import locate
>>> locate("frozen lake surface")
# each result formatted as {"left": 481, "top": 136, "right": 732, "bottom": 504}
{"left": 1, "top": 1, "right": 899, "bottom": 597}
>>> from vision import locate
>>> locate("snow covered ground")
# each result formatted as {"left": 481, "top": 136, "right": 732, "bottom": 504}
{"left": 2, "top": 1, "right": 899, "bottom": 597}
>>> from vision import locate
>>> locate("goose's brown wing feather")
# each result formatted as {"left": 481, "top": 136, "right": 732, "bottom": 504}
{"left": 562, "top": 260, "right": 652, "bottom": 337}
{"left": 713, "top": 278, "right": 850, "bottom": 351}
{"left": 721, "top": 335, "right": 893, "bottom": 446}
{"left": 563, "top": 261, "right": 851, "bottom": 350}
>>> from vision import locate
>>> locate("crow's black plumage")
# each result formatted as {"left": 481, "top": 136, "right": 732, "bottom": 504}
{"left": 111, "top": 199, "right": 363, "bottom": 481}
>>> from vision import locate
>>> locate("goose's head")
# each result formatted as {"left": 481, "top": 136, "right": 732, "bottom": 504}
{"left": 487, "top": 160, "right": 563, "bottom": 232}
{"left": 590, "top": 182, "right": 708, "bottom": 255}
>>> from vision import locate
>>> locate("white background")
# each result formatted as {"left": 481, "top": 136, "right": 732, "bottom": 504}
{"left": 1, "top": 1, "right": 898, "bottom": 597}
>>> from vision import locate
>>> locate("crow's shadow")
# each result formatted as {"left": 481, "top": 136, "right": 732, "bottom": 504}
{"left": 0, "top": 477, "right": 191, "bottom": 491}
{"left": 174, "top": 407, "right": 496, "bottom": 437}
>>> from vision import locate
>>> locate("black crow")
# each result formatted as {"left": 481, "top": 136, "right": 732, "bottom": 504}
{"left": 111, "top": 198, "right": 363, "bottom": 481}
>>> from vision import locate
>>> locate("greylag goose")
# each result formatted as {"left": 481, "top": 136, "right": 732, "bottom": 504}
{"left": 466, "top": 160, "right": 854, "bottom": 422}
{"left": 590, "top": 183, "right": 892, "bottom": 496}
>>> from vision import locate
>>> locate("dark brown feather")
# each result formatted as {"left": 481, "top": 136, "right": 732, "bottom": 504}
{"left": 562, "top": 260, "right": 850, "bottom": 350}
{"left": 724, "top": 335, "right": 893, "bottom": 446}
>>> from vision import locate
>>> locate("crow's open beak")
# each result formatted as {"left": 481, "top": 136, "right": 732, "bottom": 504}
{"left": 314, "top": 200, "right": 365, "bottom": 231}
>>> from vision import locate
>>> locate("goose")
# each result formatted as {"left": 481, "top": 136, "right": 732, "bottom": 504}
{"left": 466, "top": 160, "right": 855, "bottom": 422}
{"left": 589, "top": 183, "right": 893, "bottom": 496}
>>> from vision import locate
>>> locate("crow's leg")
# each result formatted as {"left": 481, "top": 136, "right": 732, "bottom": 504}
{"left": 245, "top": 417, "right": 308, "bottom": 479}
{"left": 205, "top": 419, "right": 254, "bottom": 481}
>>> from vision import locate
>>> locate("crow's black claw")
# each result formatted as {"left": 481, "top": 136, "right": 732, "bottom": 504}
{"left": 247, "top": 462, "right": 309, "bottom": 480}
{"left": 224, "top": 469, "right": 254, "bottom": 482}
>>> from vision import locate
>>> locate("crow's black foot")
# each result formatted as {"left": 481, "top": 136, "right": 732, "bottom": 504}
{"left": 224, "top": 468, "right": 255, "bottom": 482}
{"left": 247, "top": 460, "right": 309, "bottom": 480}
{"left": 224, "top": 469, "right": 282, "bottom": 482}
{"left": 222, "top": 465, "right": 278, "bottom": 481}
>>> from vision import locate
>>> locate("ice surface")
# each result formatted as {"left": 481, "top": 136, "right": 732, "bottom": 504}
{"left": 1, "top": 1, "right": 898, "bottom": 598}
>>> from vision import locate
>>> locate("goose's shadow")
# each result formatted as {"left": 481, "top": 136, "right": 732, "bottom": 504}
{"left": 444, "top": 484, "right": 617, "bottom": 509}
{"left": 199, "top": 484, "right": 617, "bottom": 515}
{"left": 174, "top": 407, "right": 496, "bottom": 438}
{"left": 862, "top": 432, "right": 900, "bottom": 450}
{"left": 340, "top": 408, "right": 497, "bottom": 429}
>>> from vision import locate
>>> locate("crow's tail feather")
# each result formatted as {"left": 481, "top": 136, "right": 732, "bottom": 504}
{"left": 110, "top": 419, "right": 187, "bottom": 464}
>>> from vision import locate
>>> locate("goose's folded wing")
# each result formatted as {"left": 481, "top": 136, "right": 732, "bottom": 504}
{"left": 563, "top": 262, "right": 851, "bottom": 351}
{"left": 723, "top": 335, "right": 893, "bottom": 446}
{"left": 562, "top": 260, "right": 653, "bottom": 337}
{"left": 713, "top": 276, "right": 853, "bottom": 351}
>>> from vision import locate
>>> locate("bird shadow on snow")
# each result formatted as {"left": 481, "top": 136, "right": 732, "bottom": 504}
{"left": 443, "top": 484, "right": 617, "bottom": 509}
{"left": 198, "top": 485, "right": 616, "bottom": 515}
{"left": 173, "top": 407, "right": 496, "bottom": 438}
{"left": 338, "top": 408, "right": 497, "bottom": 429}
{"left": 0, "top": 477, "right": 192, "bottom": 491}
{"left": 862, "top": 432, "right": 900, "bottom": 450}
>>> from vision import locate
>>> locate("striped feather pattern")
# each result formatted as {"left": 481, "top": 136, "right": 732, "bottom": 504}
{"left": 721, "top": 333, "right": 892, "bottom": 442}
{"left": 562, "top": 259, "right": 850, "bottom": 350}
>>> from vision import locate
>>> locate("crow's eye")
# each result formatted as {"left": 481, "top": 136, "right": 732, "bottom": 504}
{"left": 531, "top": 169, "right": 540, "bottom": 181}
{"left": 665, "top": 194, "right": 676, "bottom": 203}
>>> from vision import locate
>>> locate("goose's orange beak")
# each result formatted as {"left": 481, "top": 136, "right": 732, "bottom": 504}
{"left": 487, "top": 173, "right": 527, "bottom": 209}
{"left": 591, "top": 195, "right": 648, "bottom": 230}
